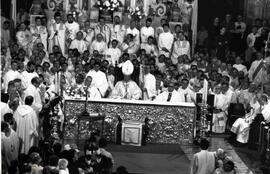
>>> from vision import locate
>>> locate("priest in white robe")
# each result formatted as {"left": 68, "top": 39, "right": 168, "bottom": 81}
{"left": 20, "top": 61, "right": 39, "bottom": 90}
{"left": 90, "top": 34, "right": 108, "bottom": 55}
{"left": 171, "top": 32, "right": 190, "bottom": 64}
{"left": 3, "top": 61, "right": 21, "bottom": 93}
{"left": 30, "top": 17, "right": 48, "bottom": 50}
{"left": 143, "top": 65, "right": 156, "bottom": 100}
{"left": 110, "top": 60, "right": 142, "bottom": 100}
{"left": 13, "top": 96, "right": 39, "bottom": 154}
{"left": 24, "top": 77, "right": 42, "bottom": 113}
{"left": 65, "top": 14, "right": 80, "bottom": 47}
{"left": 158, "top": 24, "right": 174, "bottom": 57}
{"left": 86, "top": 62, "right": 108, "bottom": 97}
{"left": 83, "top": 21, "right": 95, "bottom": 47}
{"left": 69, "top": 31, "right": 88, "bottom": 54}
{"left": 105, "top": 40, "right": 122, "bottom": 66}
{"left": 140, "top": 18, "right": 155, "bottom": 44}
{"left": 111, "top": 16, "right": 126, "bottom": 44}
{"left": 48, "top": 12, "right": 66, "bottom": 55}
{"left": 121, "top": 34, "right": 140, "bottom": 55}
{"left": 248, "top": 52, "right": 266, "bottom": 85}
{"left": 1, "top": 122, "right": 20, "bottom": 167}
{"left": 126, "top": 21, "right": 140, "bottom": 45}
{"left": 155, "top": 82, "right": 185, "bottom": 102}
{"left": 81, "top": 76, "right": 101, "bottom": 99}
{"left": 140, "top": 36, "right": 158, "bottom": 57}
{"left": 94, "top": 17, "right": 111, "bottom": 45}
{"left": 1, "top": 94, "right": 12, "bottom": 121}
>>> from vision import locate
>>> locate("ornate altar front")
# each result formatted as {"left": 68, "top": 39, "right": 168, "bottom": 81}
{"left": 63, "top": 99, "right": 196, "bottom": 145}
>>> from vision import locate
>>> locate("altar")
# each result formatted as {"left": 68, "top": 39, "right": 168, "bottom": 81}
{"left": 63, "top": 99, "right": 196, "bottom": 145}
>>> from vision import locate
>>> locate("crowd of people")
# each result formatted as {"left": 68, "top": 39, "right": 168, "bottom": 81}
{"left": 1, "top": 6, "right": 270, "bottom": 174}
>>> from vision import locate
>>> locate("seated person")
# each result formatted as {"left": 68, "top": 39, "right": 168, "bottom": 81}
{"left": 120, "top": 34, "right": 139, "bottom": 56}
{"left": 90, "top": 33, "right": 108, "bottom": 55}
{"left": 110, "top": 60, "right": 142, "bottom": 100}
{"left": 69, "top": 31, "right": 88, "bottom": 54}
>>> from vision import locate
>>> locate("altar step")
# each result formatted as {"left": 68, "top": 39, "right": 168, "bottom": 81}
{"left": 180, "top": 137, "right": 254, "bottom": 174}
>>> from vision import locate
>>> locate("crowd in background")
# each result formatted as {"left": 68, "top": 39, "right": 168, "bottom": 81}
{"left": 1, "top": 8, "right": 270, "bottom": 174}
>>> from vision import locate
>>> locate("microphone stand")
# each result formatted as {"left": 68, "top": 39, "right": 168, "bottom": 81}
{"left": 81, "top": 86, "right": 90, "bottom": 117}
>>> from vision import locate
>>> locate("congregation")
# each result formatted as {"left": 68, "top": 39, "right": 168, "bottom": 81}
{"left": 1, "top": 6, "right": 270, "bottom": 174}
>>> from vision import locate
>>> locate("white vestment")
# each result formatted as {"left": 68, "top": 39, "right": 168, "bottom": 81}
{"left": 155, "top": 90, "right": 185, "bottom": 103}
{"left": 262, "top": 101, "right": 270, "bottom": 123}
{"left": 233, "top": 64, "right": 248, "bottom": 75}
{"left": 48, "top": 22, "right": 66, "bottom": 55}
{"left": 14, "top": 105, "right": 39, "bottom": 154}
{"left": 84, "top": 28, "right": 95, "bottom": 47}
{"left": 3, "top": 70, "right": 21, "bottom": 92}
{"left": 190, "top": 150, "right": 215, "bottom": 174}
{"left": 105, "top": 47, "right": 122, "bottom": 66}
{"left": 65, "top": 21, "right": 80, "bottom": 40}
{"left": 90, "top": 40, "right": 108, "bottom": 55}
{"left": 140, "top": 43, "right": 158, "bottom": 57}
{"left": 20, "top": 71, "right": 39, "bottom": 90}
{"left": 1, "top": 129, "right": 20, "bottom": 167}
{"left": 171, "top": 40, "right": 190, "bottom": 64}
{"left": 231, "top": 117, "right": 250, "bottom": 143}
{"left": 110, "top": 80, "right": 142, "bottom": 100}
{"left": 111, "top": 24, "right": 126, "bottom": 44}
{"left": 126, "top": 27, "right": 140, "bottom": 45}
{"left": 143, "top": 73, "right": 157, "bottom": 100}
{"left": 140, "top": 26, "right": 155, "bottom": 43}
{"left": 30, "top": 25, "right": 48, "bottom": 50}
{"left": 248, "top": 59, "right": 265, "bottom": 85}
{"left": 86, "top": 70, "right": 108, "bottom": 97}
{"left": 69, "top": 39, "right": 88, "bottom": 54}
{"left": 80, "top": 85, "right": 102, "bottom": 99}
{"left": 158, "top": 32, "right": 174, "bottom": 57}
{"left": 24, "top": 84, "right": 42, "bottom": 113}
{"left": 0, "top": 102, "right": 12, "bottom": 121}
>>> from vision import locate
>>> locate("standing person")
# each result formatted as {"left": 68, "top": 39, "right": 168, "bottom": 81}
{"left": 13, "top": 96, "right": 39, "bottom": 154}
{"left": 245, "top": 26, "right": 259, "bottom": 65}
{"left": 171, "top": 31, "right": 190, "bottom": 64}
{"left": 65, "top": 14, "right": 80, "bottom": 49}
{"left": 126, "top": 20, "right": 140, "bottom": 45}
{"left": 216, "top": 27, "right": 228, "bottom": 63}
{"left": 111, "top": 15, "right": 126, "bottom": 44}
{"left": 1, "top": 21, "right": 11, "bottom": 47}
{"left": 86, "top": 62, "right": 108, "bottom": 97}
{"left": 158, "top": 23, "right": 174, "bottom": 57}
{"left": 1, "top": 93, "right": 12, "bottom": 120}
{"left": 20, "top": 61, "right": 39, "bottom": 91}
{"left": 90, "top": 33, "right": 108, "bottom": 55}
{"left": 16, "top": 23, "right": 33, "bottom": 56}
{"left": 190, "top": 138, "right": 215, "bottom": 174}
{"left": 30, "top": 17, "right": 48, "bottom": 50}
{"left": 232, "top": 15, "right": 246, "bottom": 54}
{"left": 1, "top": 121, "right": 20, "bottom": 168}
{"left": 208, "top": 17, "right": 220, "bottom": 52}
{"left": 248, "top": 51, "right": 265, "bottom": 85}
{"left": 24, "top": 77, "right": 42, "bottom": 113}
{"left": 105, "top": 39, "right": 122, "bottom": 66}
{"left": 140, "top": 18, "right": 155, "bottom": 44}
{"left": 48, "top": 12, "right": 66, "bottom": 55}
{"left": 155, "top": 82, "right": 185, "bottom": 102}
{"left": 3, "top": 61, "right": 21, "bottom": 93}
{"left": 143, "top": 65, "right": 156, "bottom": 101}
{"left": 83, "top": 20, "right": 95, "bottom": 48}
{"left": 94, "top": 17, "right": 111, "bottom": 45}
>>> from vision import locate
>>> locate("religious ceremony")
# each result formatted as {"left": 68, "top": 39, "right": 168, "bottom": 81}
{"left": 1, "top": 0, "right": 270, "bottom": 173}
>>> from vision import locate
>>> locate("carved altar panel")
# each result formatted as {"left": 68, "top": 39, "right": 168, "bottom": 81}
{"left": 64, "top": 99, "right": 196, "bottom": 145}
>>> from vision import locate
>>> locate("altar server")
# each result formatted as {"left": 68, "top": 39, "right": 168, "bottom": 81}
{"left": 90, "top": 33, "right": 108, "bottom": 55}
{"left": 155, "top": 82, "right": 185, "bottom": 102}
{"left": 158, "top": 23, "right": 174, "bottom": 57}
{"left": 69, "top": 31, "right": 88, "bottom": 54}
{"left": 48, "top": 12, "right": 66, "bottom": 55}
{"left": 65, "top": 14, "right": 80, "bottom": 47}
{"left": 86, "top": 62, "right": 108, "bottom": 97}
{"left": 121, "top": 34, "right": 139, "bottom": 55}
{"left": 30, "top": 17, "right": 48, "bottom": 50}
{"left": 24, "top": 77, "right": 42, "bottom": 113}
{"left": 171, "top": 31, "right": 190, "bottom": 64}
{"left": 94, "top": 17, "right": 111, "bottom": 45}
{"left": 20, "top": 61, "right": 39, "bottom": 89}
{"left": 140, "top": 36, "right": 158, "bottom": 57}
{"left": 140, "top": 18, "right": 155, "bottom": 44}
{"left": 14, "top": 96, "right": 39, "bottom": 154}
{"left": 110, "top": 60, "right": 142, "bottom": 100}
{"left": 111, "top": 15, "right": 126, "bottom": 44}
{"left": 126, "top": 20, "right": 140, "bottom": 45}
{"left": 143, "top": 65, "right": 156, "bottom": 100}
